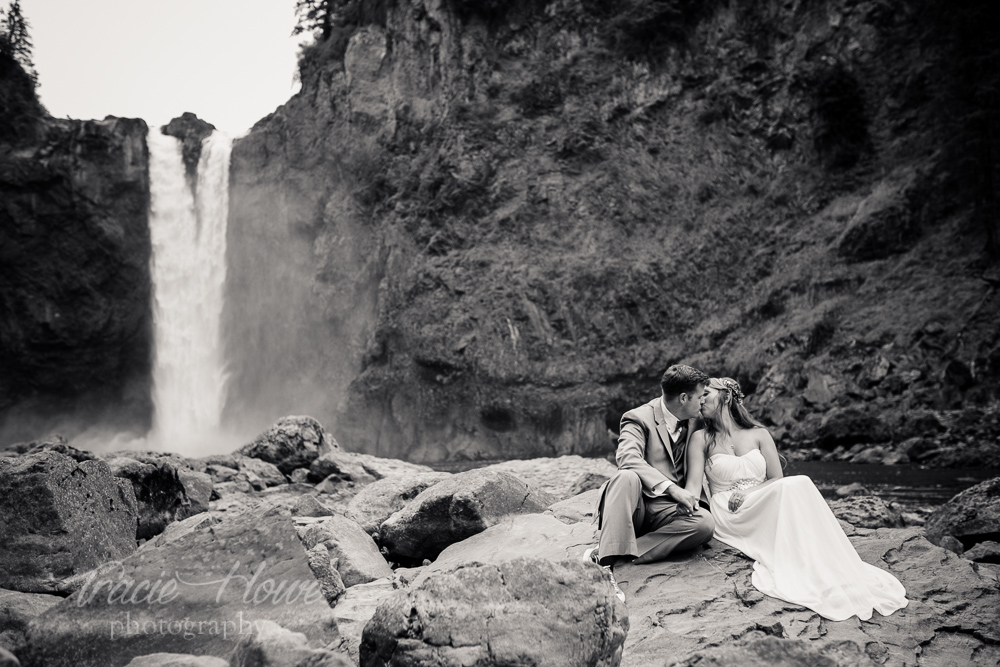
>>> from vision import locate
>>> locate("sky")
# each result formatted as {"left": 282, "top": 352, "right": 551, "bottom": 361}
{"left": 19, "top": 0, "right": 306, "bottom": 137}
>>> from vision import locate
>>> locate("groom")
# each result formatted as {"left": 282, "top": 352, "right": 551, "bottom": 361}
{"left": 595, "top": 364, "right": 715, "bottom": 570}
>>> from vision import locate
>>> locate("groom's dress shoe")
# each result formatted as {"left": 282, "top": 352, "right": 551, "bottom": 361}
{"left": 584, "top": 548, "right": 626, "bottom": 603}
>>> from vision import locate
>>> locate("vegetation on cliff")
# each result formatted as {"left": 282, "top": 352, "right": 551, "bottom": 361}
{"left": 227, "top": 0, "right": 1000, "bottom": 464}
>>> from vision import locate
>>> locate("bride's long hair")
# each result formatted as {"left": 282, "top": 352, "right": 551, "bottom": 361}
{"left": 703, "top": 377, "right": 764, "bottom": 432}
{"left": 703, "top": 377, "right": 765, "bottom": 467}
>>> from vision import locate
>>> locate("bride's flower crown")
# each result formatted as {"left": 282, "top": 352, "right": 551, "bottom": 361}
{"left": 720, "top": 378, "right": 745, "bottom": 405}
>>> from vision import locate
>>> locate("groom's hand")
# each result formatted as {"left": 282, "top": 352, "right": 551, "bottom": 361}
{"left": 665, "top": 484, "right": 698, "bottom": 515}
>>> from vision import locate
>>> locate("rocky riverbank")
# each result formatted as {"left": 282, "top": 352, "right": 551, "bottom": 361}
{"left": 1, "top": 415, "right": 999, "bottom": 666}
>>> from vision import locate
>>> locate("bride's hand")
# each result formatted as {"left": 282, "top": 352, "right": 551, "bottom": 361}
{"left": 728, "top": 491, "right": 746, "bottom": 512}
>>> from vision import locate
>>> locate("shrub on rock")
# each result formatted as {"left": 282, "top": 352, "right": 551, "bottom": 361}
{"left": 238, "top": 416, "right": 336, "bottom": 475}
{"left": 0, "top": 451, "right": 138, "bottom": 593}
{"left": 378, "top": 469, "right": 553, "bottom": 563}
{"left": 925, "top": 477, "right": 1000, "bottom": 551}
{"left": 346, "top": 472, "right": 451, "bottom": 534}
{"left": 360, "top": 558, "right": 628, "bottom": 667}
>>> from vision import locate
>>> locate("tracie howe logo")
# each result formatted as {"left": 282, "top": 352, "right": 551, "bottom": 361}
{"left": 74, "top": 559, "right": 325, "bottom": 607}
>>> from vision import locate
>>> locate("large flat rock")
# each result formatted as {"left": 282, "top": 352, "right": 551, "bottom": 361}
{"left": 23, "top": 506, "right": 339, "bottom": 667}
{"left": 361, "top": 558, "right": 627, "bottom": 667}
{"left": 613, "top": 525, "right": 1000, "bottom": 666}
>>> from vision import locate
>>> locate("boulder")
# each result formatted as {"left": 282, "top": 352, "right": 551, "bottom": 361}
{"left": 204, "top": 464, "right": 237, "bottom": 484}
{"left": 0, "top": 589, "right": 61, "bottom": 654}
{"left": 426, "top": 514, "right": 598, "bottom": 574}
{"left": 0, "top": 451, "right": 138, "bottom": 593}
{"left": 296, "top": 515, "right": 392, "bottom": 587}
{"left": 615, "top": 528, "right": 1000, "bottom": 666}
{"left": 378, "top": 469, "right": 555, "bottom": 563}
{"left": 331, "top": 578, "right": 394, "bottom": 665}
{"left": 835, "top": 482, "right": 870, "bottom": 497}
{"left": 345, "top": 472, "right": 451, "bottom": 534}
{"left": 24, "top": 507, "right": 339, "bottom": 667}
{"left": 826, "top": 495, "right": 904, "bottom": 529}
{"left": 237, "top": 416, "right": 336, "bottom": 476}
{"left": 290, "top": 496, "right": 333, "bottom": 518}
{"left": 360, "top": 558, "right": 627, "bottom": 667}
{"left": 233, "top": 456, "right": 287, "bottom": 489}
{"left": 308, "top": 451, "right": 376, "bottom": 485}
{"left": 568, "top": 471, "right": 611, "bottom": 496}
{"left": 107, "top": 458, "right": 211, "bottom": 540}
{"left": 478, "top": 456, "right": 618, "bottom": 500}
{"left": 545, "top": 488, "right": 602, "bottom": 525}
{"left": 19, "top": 437, "right": 99, "bottom": 463}
{"left": 964, "top": 540, "right": 1000, "bottom": 564}
{"left": 343, "top": 453, "right": 436, "bottom": 479}
{"left": 925, "top": 477, "right": 1000, "bottom": 551}
{"left": 124, "top": 655, "right": 228, "bottom": 667}
{"left": 231, "top": 620, "right": 352, "bottom": 667}
{"left": 0, "top": 647, "right": 17, "bottom": 667}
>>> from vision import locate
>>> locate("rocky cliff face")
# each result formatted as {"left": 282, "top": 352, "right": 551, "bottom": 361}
{"left": 0, "top": 52, "right": 153, "bottom": 444}
{"left": 226, "top": 0, "right": 1000, "bottom": 462}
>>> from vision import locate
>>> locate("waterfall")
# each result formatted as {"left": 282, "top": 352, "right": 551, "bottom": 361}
{"left": 147, "top": 129, "right": 232, "bottom": 450}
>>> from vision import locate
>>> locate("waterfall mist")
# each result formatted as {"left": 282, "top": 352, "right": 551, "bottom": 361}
{"left": 145, "top": 129, "right": 238, "bottom": 455}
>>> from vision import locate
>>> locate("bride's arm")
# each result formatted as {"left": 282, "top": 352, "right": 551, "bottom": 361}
{"left": 684, "top": 430, "right": 708, "bottom": 497}
{"left": 737, "top": 430, "right": 785, "bottom": 497}
{"left": 759, "top": 429, "right": 783, "bottom": 481}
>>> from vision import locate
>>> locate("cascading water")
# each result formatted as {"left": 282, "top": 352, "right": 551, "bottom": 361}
{"left": 147, "top": 129, "right": 232, "bottom": 451}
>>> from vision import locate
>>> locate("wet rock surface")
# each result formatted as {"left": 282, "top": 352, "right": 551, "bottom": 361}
{"left": 614, "top": 526, "right": 1000, "bottom": 666}
{"left": 0, "top": 451, "right": 138, "bottom": 593}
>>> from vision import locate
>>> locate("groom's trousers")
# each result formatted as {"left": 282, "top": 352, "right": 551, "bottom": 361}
{"left": 597, "top": 469, "right": 715, "bottom": 565}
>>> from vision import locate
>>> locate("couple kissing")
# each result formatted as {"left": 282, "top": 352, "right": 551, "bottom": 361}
{"left": 589, "top": 364, "right": 908, "bottom": 622}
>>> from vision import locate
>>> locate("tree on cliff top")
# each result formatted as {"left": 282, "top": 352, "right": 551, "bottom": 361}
{"left": 0, "top": 0, "right": 37, "bottom": 88}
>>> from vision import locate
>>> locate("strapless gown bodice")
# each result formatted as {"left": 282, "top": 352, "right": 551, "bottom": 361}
{"left": 705, "top": 449, "right": 767, "bottom": 495}
{"left": 705, "top": 449, "right": 907, "bottom": 621}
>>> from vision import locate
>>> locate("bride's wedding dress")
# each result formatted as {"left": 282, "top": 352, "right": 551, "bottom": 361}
{"left": 705, "top": 449, "right": 908, "bottom": 621}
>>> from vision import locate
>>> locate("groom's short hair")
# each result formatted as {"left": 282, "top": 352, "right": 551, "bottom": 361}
{"left": 660, "top": 364, "right": 709, "bottom": 400}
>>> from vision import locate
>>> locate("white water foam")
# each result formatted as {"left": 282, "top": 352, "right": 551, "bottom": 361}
{"left": 146, "top": 130, "right": 233, "bottom": 454}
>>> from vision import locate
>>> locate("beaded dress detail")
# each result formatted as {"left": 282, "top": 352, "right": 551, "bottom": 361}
{"left": 704, "top": 449, "right": 908, "bottom": 621}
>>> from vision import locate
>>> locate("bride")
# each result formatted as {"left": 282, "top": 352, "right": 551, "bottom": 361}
{"left": 684, "top": 377, "right": 908, "bottom": 621}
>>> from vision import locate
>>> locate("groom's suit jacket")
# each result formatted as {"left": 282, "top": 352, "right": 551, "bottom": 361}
{"left": 616, "top": 397, "right": 700, "bottom": 499}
